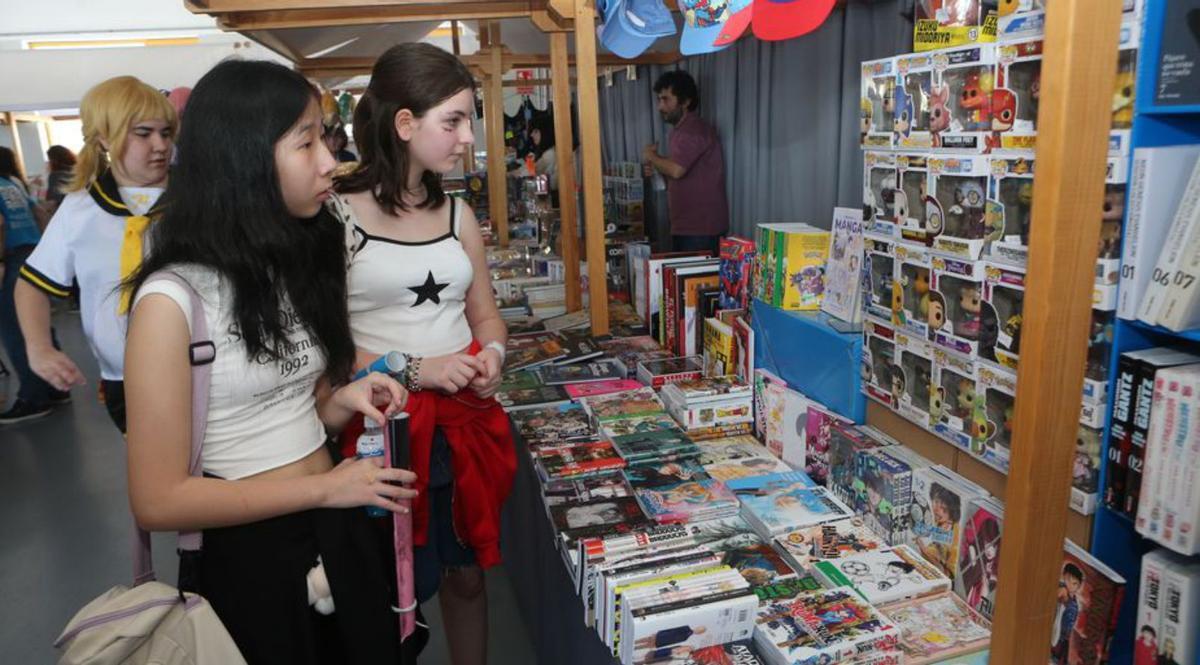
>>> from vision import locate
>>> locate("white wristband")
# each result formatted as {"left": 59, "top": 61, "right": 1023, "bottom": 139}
{"left": 485, "top": 341, "right": 506, "bottom": 363}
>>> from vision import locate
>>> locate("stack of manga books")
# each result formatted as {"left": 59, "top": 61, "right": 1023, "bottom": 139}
{"left": 626, "top": 459, "right": 740, "bottom": 525}
{"left": 752, "top": 586, "right": 901, "bottom": 664}
{"left": 696, "top": 436, "right": 792, "bottom": 483}
{"left": 662, "top": 377, "right": 755, "bottom": 436}
{"left": 727, "top": 472, "right": 855, "bottom": 540}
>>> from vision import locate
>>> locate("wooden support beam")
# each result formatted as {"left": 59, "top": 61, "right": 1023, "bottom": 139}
{"left": 573, "top": 0, "right": 607, "bottom": 334}
{"left": 215, "top": 2, "right": 538, "bottom": 31}
{"left": 451, "top": 19, "right": 461, "bottom": 55}
{"left": 531, "top": 9, "right": 573, "bottom": 32}
{"left": 3, "top": 113, "right": 27, "bottom": 178}
{"left": 298, "top": 51, "right": 680, "bottom": 78}
{"left": 551, "top": 31, "right": 581, "bottom": 312}
{"left": 484, "top": 29, "right": 509, "bottom": 247}
{"left": 987, "top": 0, "right": 1122, "bottom": 662}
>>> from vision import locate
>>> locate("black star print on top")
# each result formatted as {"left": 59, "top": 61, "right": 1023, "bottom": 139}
{"left": 409, "top": 270, "right": 449, "bottom": 307}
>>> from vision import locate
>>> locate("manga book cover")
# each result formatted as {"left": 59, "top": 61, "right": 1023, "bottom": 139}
{"left": 755, "top": 587, "right": 901, "bottom": 664}
{"left": 811, "top": 545, "right": 951, "bottom": 605}
{"left": 879, "top": 592, "right": 991, "bottom": 664}
{"left": 774, "top": 517, "right": 887, "bottom": 571}
{"left": 957, "top": 499, "right": 1003, "bottom": 620}
{"left": 581, "top": 386, "right": 665, "bottom": 421}
{"left": 635, "top": 478, "right": 740, "bottom": 525}
{"left": 511, "top": 403, "right": 595, "bottom": 445}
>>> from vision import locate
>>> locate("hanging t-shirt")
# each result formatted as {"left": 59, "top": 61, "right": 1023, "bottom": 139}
{"left": 0, "top": 176, "right": 41, "bottom": 251}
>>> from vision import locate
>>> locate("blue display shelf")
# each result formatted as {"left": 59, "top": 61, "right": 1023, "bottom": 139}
{"left": 1093, "top": 3, "right": 1200, "bottom": 662}
{"left": 750, "top": 299, "right": 866, "bottom": 423}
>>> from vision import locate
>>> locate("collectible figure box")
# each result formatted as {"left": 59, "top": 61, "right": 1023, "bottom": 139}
{"left": 914, "top": 0, "right": 999, "bottom": 52}
{"left": 1096, "top": 156, "right": 1127, "bottom": 302}
{"left": 894, "top": 241, "right": 935, "bottom": 339}
{"left": 1109, "top": 21, "right": 1139, "bottom": 157}
{"left": 996, "top": 1, "right": 1045, "bottom": 41}
{"left": 974, "top": 363, "right": 1016, "bottom": 471}
{"left": 861, "top": 56, "right": 897, "bottom": 149}
{"left": 985, "top": 154, "right": 1035, "bottom": 265}
{"left": 931, "top": 44, "right": 999, "bottom": 152}
{"left": 863, "top": 317, "right": 899, "bottom": 410}
{"left": 930, "top": 255, "right": 987, "bottom": 357}
{"left": 1083, "top": 309, "right": 1114, "bottom": 405}
{"left": 894, "top": 329, "right": 936, "bottom": 429}
{"left": 980, "top": 260, "right": 1025, "bottom": 369}
{"left": 991, "top": 37, "right": 1042, "bottom": 152}
{"left": 1071, "top": 424, "right": 1103, "bottom": 516}
{"left": 895, "top": 53, "right": 936, "bottom": 150}
{"left": 897, "top": 153, "right": 935, "bottom": 245}
{"left": 928, "top": 155, "right": 993, "bottom": 259}
{"left": 864, "top": 151, "right": 901, "bottom": 236}
{"left": 931, "top": 347, "right": 979, "bottom": 451}
{"left": 864, "top": 233, "right": 898, "bottom": 321}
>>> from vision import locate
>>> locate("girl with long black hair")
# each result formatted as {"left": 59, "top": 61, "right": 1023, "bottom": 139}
{"left": 123, "top": 59, "right": 414, "bottom": 663}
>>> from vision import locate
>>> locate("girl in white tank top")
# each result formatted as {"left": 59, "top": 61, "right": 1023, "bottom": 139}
{"left": 333, "top": 43, "right": 509, "bottom": 665}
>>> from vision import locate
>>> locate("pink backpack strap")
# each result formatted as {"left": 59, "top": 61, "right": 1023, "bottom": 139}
{"left": 132, "top": 270, "right": 214, "bottom": 586}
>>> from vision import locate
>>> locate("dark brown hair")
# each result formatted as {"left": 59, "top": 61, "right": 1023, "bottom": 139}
{"left": 336, "top": 43, "right": 475, "bottom": 214}
{"left": 46, "top": 145, "right": 77, "bottom": 172}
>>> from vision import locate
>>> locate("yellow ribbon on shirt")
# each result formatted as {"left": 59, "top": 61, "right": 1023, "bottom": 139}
{"left": 117, "top": 215, "right": 153, "bottom": 314}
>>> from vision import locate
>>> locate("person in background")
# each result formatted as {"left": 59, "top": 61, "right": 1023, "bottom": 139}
{"left": 123, "top": 59, "right": 414, "bottom": 664}
{"left": 324, "top": 123, "right": 358, "bottom": 163}
{"left": 15, "top": 75, "right": 176, "bottom": 433}
{"left": 642, "top": 70, "right": 729, "bottom": 256}
{"left": 0, "top": 146, "right": 63, "bottom": 424}
{"left": 44, "top": 145, "right": 76, "bottom": 214}
{"left": 332, "top": 42, "right": 515, "bottom": 665}
{"left": 528, "top": 114, "right": 559, "bottom": 206}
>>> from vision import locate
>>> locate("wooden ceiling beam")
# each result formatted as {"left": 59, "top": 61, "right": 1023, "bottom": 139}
{"left": 189, "top": 0, "right": 516, "bottom": 12}
{"left": 213, "top": 2, "right": 540, "bottom": 31}
{"left": 297, "top": 50, "right": 679, "bottom": 77}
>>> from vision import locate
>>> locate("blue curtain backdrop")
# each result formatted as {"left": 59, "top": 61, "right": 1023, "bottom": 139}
{"left": 595, "top": 0, "right": 913, "bottom": 241}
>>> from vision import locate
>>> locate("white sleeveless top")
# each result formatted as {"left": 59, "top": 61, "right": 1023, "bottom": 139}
{"left": 133, "top": 265, "right": 328, "bottom": 480}
{"left": 330, "top": 194, "right": 475, "bottom": 357}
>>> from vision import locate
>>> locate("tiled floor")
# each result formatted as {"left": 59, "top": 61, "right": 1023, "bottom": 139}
{"left": 0, "top": 311, "right": 536, "bottom": 664}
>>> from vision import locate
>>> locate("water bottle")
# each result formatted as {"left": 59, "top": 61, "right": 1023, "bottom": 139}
{"left": 356, "top": 416, "right": 388, "bottom": 518}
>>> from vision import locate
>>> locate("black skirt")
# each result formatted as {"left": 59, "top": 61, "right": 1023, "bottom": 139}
{"left": 180, "top": 506, "right": 400, "bottom": 665}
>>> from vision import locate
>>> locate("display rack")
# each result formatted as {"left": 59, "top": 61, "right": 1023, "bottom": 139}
{"left": 1092, "top": 2, "right": 1200, "bottom": 661}
{"left": 187, "top": 1, "right": 1145, "bottom": 662}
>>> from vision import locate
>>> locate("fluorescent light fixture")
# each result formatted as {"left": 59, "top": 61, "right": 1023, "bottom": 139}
{"left": 26, "top": 36, "right": 200, "bottom": 50}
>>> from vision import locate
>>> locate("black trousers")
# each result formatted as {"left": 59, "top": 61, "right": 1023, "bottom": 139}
{"left": 181, "top": 507, "right": 400, "bottom": 665}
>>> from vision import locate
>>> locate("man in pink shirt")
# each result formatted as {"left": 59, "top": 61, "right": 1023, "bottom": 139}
{"left": 643, "top": 70, "right": 730, "bottom": 256}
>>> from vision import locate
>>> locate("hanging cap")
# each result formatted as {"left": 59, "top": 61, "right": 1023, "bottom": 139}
{"left": 712, "top": 0, "right": 753, "bottom": 47}
{"left": 677, "top": 0, "right": 741, "bottom": 55}
{"left": 751, "top": 0, "right": 836, "bottom": 41}
{"left": 599, "top": 0, "right": 677, "bottom": 59}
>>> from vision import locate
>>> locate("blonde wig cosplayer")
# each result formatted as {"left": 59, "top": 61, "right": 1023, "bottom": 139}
{"left": 68, "top": 76, "right": 178, "bottom": 192}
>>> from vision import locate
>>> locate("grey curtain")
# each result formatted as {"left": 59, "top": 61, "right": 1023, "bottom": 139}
{"left": 597, "top": 0, "right": 913, "bottom": 240}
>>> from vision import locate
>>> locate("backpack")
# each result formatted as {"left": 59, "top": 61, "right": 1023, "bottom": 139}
{"left": 54, "top": 271, "right": 246, "bottom": 665}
